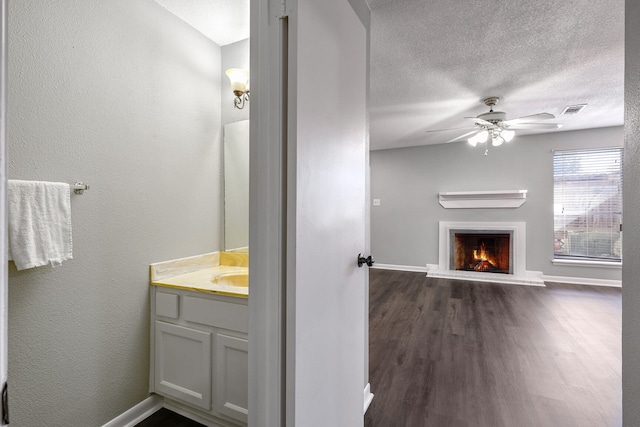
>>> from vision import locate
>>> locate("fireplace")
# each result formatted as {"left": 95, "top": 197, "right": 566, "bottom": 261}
{"left": 427, "top": 221, "right": 544, "bottom": 286}
{"left": 451, "top": 231, "right": 513, "bottom": 274}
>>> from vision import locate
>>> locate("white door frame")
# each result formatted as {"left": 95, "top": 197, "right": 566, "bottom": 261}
{"left": 0, "top": 0, "right": 8, "bottom": 425}
{"left": 248, "top": 0, "right": 371, "bottom": 425}
{"left": 247, "top": 0, "right": 288, "bottom": 426}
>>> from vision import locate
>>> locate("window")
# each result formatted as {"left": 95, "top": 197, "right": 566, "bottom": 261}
{"left": 553, "top": 148, "right": 623, "bottom": 262}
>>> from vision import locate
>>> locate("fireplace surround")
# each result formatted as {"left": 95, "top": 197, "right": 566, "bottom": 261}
{"left": 426, "top": 221, "right": 544, "bottom": 286}
{"left": 452, "top": 231, "right": 512, "bottom": 274}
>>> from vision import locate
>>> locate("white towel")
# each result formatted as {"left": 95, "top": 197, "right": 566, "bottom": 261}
{"left": 8, "top": 180, "right": 73, "bottom": 270}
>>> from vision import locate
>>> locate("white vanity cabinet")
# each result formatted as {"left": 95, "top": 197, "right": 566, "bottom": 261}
{"left": 150, "top": 286, "right": 248, "bottom": 426}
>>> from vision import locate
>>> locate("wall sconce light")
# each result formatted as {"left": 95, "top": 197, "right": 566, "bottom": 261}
{"left": 225, "top": 68, "right": 250, "bottom": 109}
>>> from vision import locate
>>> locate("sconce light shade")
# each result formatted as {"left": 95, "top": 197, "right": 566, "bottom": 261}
{"left": 225, "top": 68, "right": 250, "bottom": 109}
{"left": 226, "top": 68, "right": 249, "bottom": 92}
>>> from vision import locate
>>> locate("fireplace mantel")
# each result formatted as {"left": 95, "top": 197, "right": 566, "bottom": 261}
{"left": 438, "top": 190, "right": 527, "bottom": 209}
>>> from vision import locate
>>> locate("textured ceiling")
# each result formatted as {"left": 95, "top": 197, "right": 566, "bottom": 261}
{"left": 368, "top": 0, "right": 625, "bottom": 150}
{"left": 154, "top": 0, "right": 249, "bottom": 46}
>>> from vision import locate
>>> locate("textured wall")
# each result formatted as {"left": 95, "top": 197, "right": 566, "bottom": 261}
{"left": 371, "top": 126, "right": 623, "bottom": 281}
{"left": 7, "top": 0, "right": 222, "bottom": 425}
{"left": 623, "top": 0, "right": 640, "bottom": 423}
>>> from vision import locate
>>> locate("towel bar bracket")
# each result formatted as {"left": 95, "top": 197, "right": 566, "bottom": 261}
{"left": 73, "top": 182, "right": 89, "bottom": 195}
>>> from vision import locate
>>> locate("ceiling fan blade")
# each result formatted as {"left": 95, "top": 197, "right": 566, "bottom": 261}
{"left": 464, "top": 117, "right": 496, "bottom": 128}
{"left": 505, "top": 123, "right": 563, "bottom": 130}
{"left": 426, "top": 126, "right": 477, "bottom": 133}
{"left": 503, "top": 113, "right": 555, "bottom": 125}
{"left": 447, "top": 129, "right": 479, "bottom": 143}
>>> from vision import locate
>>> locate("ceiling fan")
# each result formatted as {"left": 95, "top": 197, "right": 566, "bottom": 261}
{"left": 430, "top": 97, "right": 563, "bottom": 146}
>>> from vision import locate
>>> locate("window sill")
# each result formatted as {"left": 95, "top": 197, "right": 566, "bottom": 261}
{"left": 552, "top": 259, "right": 622, "bottom": 268}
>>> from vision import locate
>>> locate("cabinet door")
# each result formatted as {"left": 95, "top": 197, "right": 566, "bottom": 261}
{"left": 155, "top": 321, "right": 212, "bottom": 410}
{"left": 214, "top": 333, "right": 248, "bottom": 423}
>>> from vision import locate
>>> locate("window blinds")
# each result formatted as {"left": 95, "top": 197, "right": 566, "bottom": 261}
{"left": 553, "top": 148, "right": 623, "bottom": 262}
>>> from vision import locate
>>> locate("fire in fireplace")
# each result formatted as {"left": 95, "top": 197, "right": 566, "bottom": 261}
{"left": 451, "top": 232, "right": 512, "bottom": 274}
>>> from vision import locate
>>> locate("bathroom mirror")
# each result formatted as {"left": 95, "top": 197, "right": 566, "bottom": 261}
{"left": 224, "top": 120, "right": 250, "bottom": 251}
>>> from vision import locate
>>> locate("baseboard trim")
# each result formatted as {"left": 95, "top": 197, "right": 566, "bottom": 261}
{"left": 543, "top": 275, "right": 622, "bottom": 288}
{"left": 363, "top": 383, "right": 374, "bottom": 415}
{"left": 102, "top": 394, "right": 164, "bottom": 427}
{"left": 370, "top": 263, "right": 427, "bottom": 273}
{"left": 372, "top": 263, "right": 621, "bottom": 288}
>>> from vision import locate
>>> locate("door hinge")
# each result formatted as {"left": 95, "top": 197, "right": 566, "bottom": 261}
{"left": 2, "top": 382, "right": 8, "bottom": 424}
{"left": 620, "top": 223, "right": 623, "bottom": 232}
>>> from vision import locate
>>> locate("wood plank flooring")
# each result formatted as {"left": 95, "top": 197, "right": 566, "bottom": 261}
{"left": 364, "top": 269, "right": 621, "bottom": 427}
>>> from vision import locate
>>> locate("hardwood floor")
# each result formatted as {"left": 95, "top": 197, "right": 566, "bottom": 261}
{"left": 364, "top": 269, "right": 621, "bottom": 427}
{"left": 136, "top": 270, "right": 620, "bottom": 426}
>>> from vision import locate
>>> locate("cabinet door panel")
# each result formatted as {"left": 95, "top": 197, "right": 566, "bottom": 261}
{"left": 155, "top": 321, "right": 212, "bottom": 410}
{"left": 214, "top": 333, "right": 248, "bottom": 423}
{"left": 156, "top": 292, "right": 179, "bottom": 319}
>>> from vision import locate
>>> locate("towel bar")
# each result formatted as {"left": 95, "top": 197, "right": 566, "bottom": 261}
{"left": 72, "top": 182, "right": 90, "bottom": 195}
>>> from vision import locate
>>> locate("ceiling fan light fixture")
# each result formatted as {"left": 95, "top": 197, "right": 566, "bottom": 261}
{"left": 468, "top": 130, "right": 488, "bottom": 146}
{"left": 477, "top": 130, "right": 489, "bottom": 142}
{"left": 492, "top": 135, "right": 505, "bottom": 146}
{"left": 502, "top": 130, "right": 515, "bottom": 142}
{"left": 431, "top": 97, "right": 563, "bottom": 153}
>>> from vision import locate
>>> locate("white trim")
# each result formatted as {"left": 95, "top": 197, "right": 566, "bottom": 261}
{"left": 363, "top": 383, "right": 374, "bottom": 414}
{"left": 0, "top": 1, "right": 7, "bottom": 425}
{"left": 249, "top": 0, "right": 287, "bottom": 425}
{"left": 552, "top": 258, "right": 622, "bottom": 268}
{"left": 438, "top": 190, "right": 527, "bottom": 209}
{"left": 373, "top": 263, "right": 621, "bottom": 288}
{"left": 101, "top": 394, "right": 164, "bottom": 427}
{"left": 371, "top": 263, "right": 427, "bottom": 273}
{"left": 437, "top": 221, "right": 527, "bottom": 278}
{"left": 543, "top": 275, "right": 622, "bottom": 288}
{"left": 427, "top": 264, "right": 545, "bottom": 286}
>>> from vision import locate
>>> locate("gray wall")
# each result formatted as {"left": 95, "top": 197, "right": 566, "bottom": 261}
{"left": 623, "top": 0, "right": 640, "bottom": 423}
{"left": 371, "top": 126, "right": 623, "bottom": 281}
{"left": 7, "top": 0, "right": 222, "bottom": 425}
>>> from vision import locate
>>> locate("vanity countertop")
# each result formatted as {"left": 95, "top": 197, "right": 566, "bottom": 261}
{"left": 150, "top": 251, "right": 248, "bottom": 298}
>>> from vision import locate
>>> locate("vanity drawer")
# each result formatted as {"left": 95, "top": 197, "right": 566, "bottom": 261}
{"left": 183, "top": 296, "right": 248, "bottom": 333}
{"left": 156, "top": 292, "right": 180, "bottom": 319}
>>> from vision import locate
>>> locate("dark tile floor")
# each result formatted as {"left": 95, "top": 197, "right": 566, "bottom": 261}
{"left": 135, "top": 408, "right": 205, "bottom": 427}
